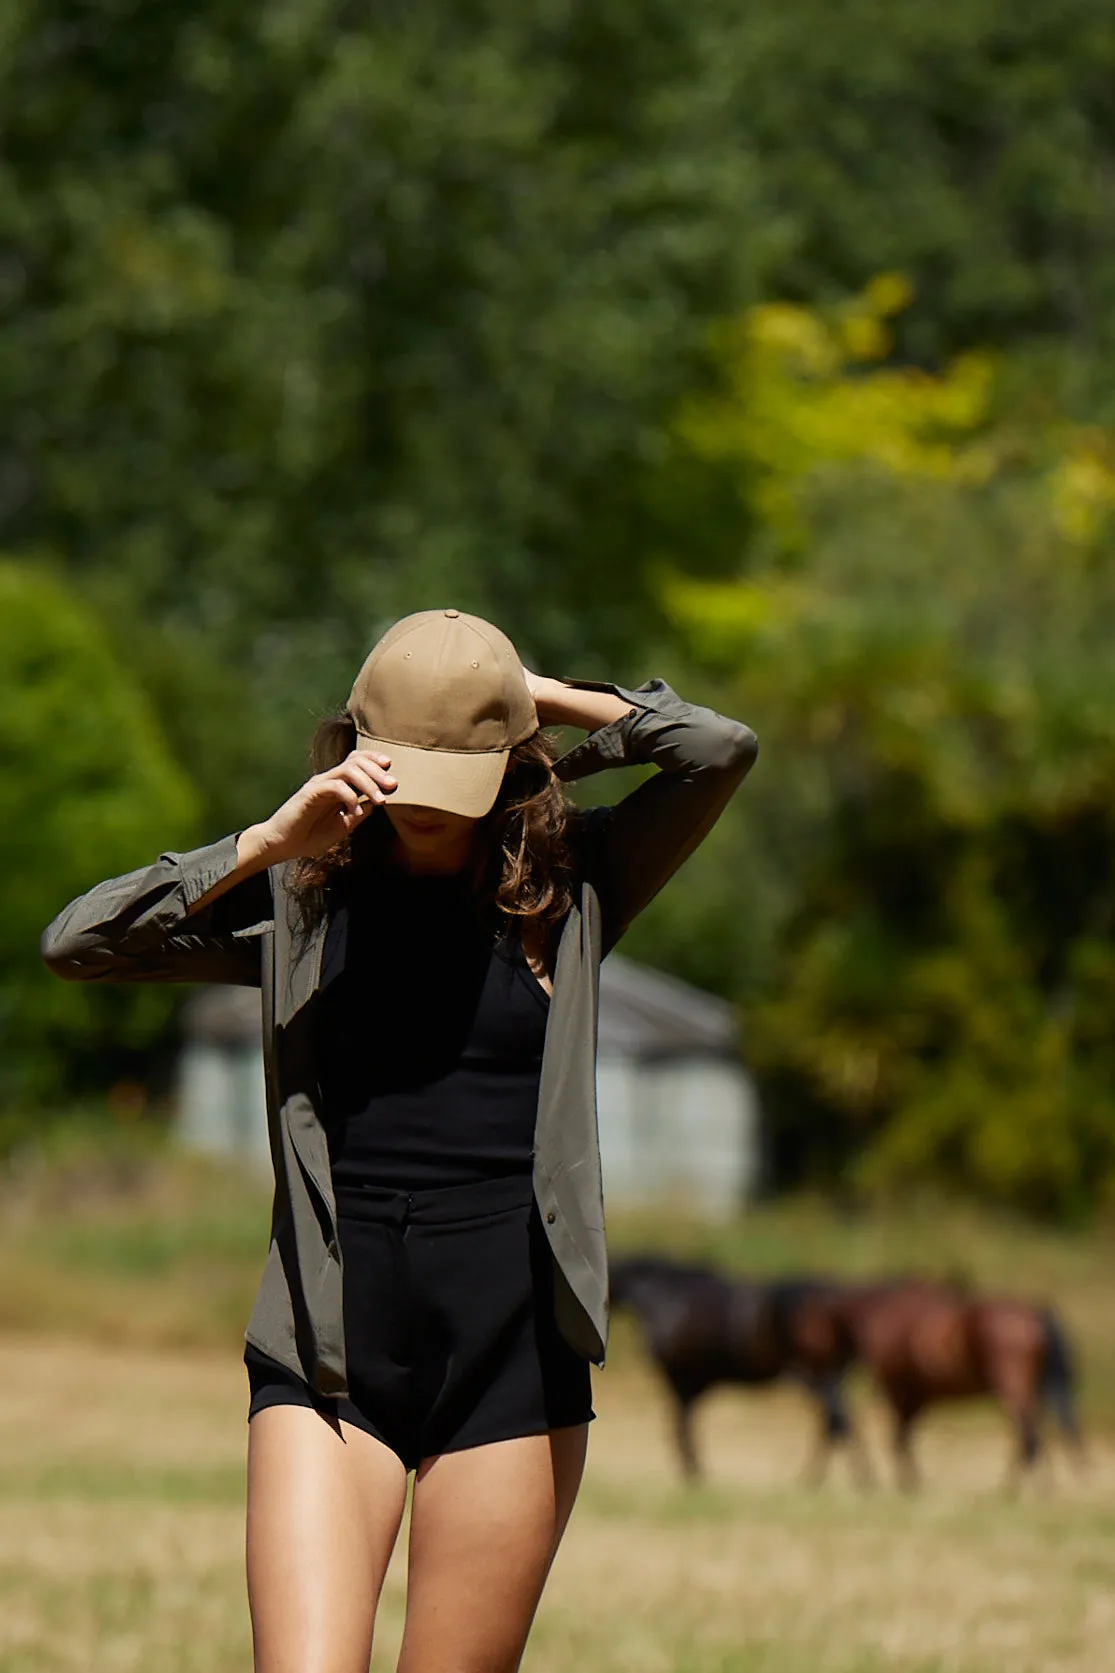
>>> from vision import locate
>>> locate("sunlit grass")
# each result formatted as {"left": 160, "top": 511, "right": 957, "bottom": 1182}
{"left": 1, "top": 1125, "right": 1113, "bottom": 1673}
{"left": 0, "top": 1130, "right": 270, "bottom": 1349}
{"left": 0, "top": 1336, "right": 1112, "bottom": 1673}
{"left": 1, "top": 1129, "right": 1112, "bottom": 1422}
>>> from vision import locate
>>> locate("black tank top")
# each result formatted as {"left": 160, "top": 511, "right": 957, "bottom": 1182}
{"left": 313, "top": 868, "right": 550, "bottom": 1191}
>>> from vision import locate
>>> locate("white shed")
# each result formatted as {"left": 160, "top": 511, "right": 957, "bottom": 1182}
{"left": 177, "top": 955, "right": 760, "bottom": 1216}
{"left": 596, "top": 956, "right": 759, "bottom": 1215}
{"left": 177, "top": 984, "right": 272, "bottom": 1173}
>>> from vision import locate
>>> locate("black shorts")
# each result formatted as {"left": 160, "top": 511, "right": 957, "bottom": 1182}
{"left": 244, "top": 1173, "right": 594, "bottom": 1471}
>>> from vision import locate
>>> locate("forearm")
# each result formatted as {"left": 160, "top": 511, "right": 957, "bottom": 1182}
{"left": 41, "top": 832, "right": 271, "bottom": 984}
{"left": 546, "top": 677, "right": 757, "bottom": 948}
{"left": 186, "top": 825, "right": 275, "bottom": 917}
{"left": 533, "top": 677, "right": 635, "bottom": 732}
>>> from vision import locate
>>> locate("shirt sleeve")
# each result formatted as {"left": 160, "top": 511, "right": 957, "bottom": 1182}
{"left": 40, "top": 834, "right": 271, "bottom": 988}
{"left": 553, "top": 678, "right": 758, "bottom": 950}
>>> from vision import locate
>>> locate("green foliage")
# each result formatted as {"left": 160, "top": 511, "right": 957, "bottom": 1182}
{"left": 5, "top": 1, "right": 1115, "bottom": 1212}
{"left": 667, "top": 283, "right": 1115, "bottom": 1214}
{"left": 7, "top": 3, "right": 1115, "bottom": 832}
{"left": 0, "top": 562, "right": 198, "bottom": 1104}
{"left": 0, "top": 0, "right": 778, "bottom": 835}
{"left": 724, "top": 0, "right": 1115, "bottom": 379}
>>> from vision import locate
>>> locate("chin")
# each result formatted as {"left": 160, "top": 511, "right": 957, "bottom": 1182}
{"left": 386, "top": 803, "right": 479, "bottom": 863}
{"left": 397, "top": 815, "right": 451, "bottom": 841}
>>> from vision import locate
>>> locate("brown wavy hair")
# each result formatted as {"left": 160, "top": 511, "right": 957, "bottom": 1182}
{"left": 289, "top": 714, "right": 577, "bottom": 950}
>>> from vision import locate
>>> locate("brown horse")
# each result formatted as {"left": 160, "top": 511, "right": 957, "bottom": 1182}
{"left": 608, "top": 1255, "right": 868, "bottom": 1482}
{"left": 787, "top": 1279, "right": 1083, "bottom": 1489}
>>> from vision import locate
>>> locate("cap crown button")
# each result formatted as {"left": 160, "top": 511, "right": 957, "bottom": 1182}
{"left": 444, "top": 608, "right": 460, "bottom": 618}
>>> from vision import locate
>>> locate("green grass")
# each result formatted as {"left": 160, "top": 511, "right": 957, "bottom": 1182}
{"left": 1, "top": 1130, "right": 1112, "bottom": 1422}
{"left": 0, "top": 1461, "right": 246, "bottom": 1505}
{"left": 0, "top": 1132, "right": 271, "bottom": 1347}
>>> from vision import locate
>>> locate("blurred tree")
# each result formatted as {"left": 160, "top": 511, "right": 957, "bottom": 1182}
{"left": 664, "top": 281, "right": 1115, "bottom": 1214}
{"left": 5, "top": 0, "right": 1115, "bottom": 1138}
{"left": 0, "top": 0, "right": 776, "bottom": 831}
{"left": 727, "top": 0, "right": 1115, "bottom": 384}
{"left": 6, "top": 2, "right": 1115, "bottom": 836}
{"left": 0, "top": 562, "right": 198, "bottom": 1112}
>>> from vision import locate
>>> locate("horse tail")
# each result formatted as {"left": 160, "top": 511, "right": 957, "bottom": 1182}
{"left": 1040, "top": 1307, "right": 1083, "bottom": 1454}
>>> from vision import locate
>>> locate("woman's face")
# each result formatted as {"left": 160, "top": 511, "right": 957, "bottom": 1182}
{"left": 383, "top": 803, "right": 481, "bottom": 871}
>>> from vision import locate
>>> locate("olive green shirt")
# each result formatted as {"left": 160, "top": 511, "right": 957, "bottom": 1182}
{"left": 41, "top": 679, "right": 756, "bottom": 1388}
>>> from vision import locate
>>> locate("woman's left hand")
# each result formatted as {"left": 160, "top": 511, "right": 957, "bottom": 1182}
{"left": 520, "top": 666, "right": 552, "bottom": 718}
{"left": 521, "top": 669, "right": 633, "bottom": 731}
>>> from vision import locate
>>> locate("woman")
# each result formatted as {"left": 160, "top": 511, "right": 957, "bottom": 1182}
{"left": 42, "top": 608, "right": 757, "bottom": 1673}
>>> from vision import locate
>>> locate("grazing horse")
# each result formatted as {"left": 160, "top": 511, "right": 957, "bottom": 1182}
{"left": 608, "top": 1255, "right": 865, "bottom": 1482}
{"left": 785, "top": 1279, "right": 1083, "bottom": 1489}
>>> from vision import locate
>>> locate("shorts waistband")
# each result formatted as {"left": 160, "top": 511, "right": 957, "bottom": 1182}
{"left": 333, "top": 1171, "right": 535, "bottom": 1228}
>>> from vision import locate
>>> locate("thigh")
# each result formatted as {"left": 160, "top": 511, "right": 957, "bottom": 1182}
{"left": 398, "top": 1425, "right": 589, "bottom": 1673}
{"left": 247, "top": 1404, "right": 409, "bottom": 1673}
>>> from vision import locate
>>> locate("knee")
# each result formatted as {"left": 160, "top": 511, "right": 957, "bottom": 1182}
{"left": 252, "top": 1640, "right": 375, "bottom": 1673}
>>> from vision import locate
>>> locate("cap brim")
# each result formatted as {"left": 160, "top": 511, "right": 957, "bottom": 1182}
{"left": 354, "top": 735, "right": 509, "bottom": 818}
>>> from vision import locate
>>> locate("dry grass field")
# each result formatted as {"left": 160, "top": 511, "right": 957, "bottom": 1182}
{"left": 1, "top": 1139, "right": 1113, "bottom": 1672}
{"left": 0, "top": 1331, "right": 1112, "bottom": 1673}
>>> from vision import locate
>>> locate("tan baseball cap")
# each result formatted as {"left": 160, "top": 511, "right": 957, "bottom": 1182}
{"left": 346, "top": 609, "right": 538, "bottom": 818}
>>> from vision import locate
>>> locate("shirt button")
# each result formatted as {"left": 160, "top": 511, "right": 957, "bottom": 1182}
{"left": 545, "top": 1210, "right": 556, "bottom": 1224}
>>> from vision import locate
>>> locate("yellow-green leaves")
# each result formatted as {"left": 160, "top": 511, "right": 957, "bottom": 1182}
{"left": 677, "top": 277, "right": 997, "bottom": 552}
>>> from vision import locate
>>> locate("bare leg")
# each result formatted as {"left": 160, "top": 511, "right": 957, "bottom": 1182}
{"left": 674, "top": 1397, "right": 701, "bottom": 1482}
{"left": 397, "top": 1425, "right": 588, "bottom": 1673}
{"left": 246, "top": 1406, "right": 408, "bottom": 1673}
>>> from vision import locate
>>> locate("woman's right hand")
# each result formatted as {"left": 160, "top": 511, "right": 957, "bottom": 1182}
{"left": 247, "top": 751, "right": 397, "bottom": 864}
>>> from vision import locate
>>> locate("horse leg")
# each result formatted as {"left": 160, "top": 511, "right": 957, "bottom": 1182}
{"left": 1062, "top": 1419, "right": 1089, "bottom": 1478}
{"left": 1002, "top": 1398, "right": 1043, "bottom": 1496}
{"left": 800, "top": 1377, "right": 872, "bottom": 1492}
{"left": 799, "top": 1400, "right": 834, "bottom": 1491}
{"left": 993, "top": 1346, "right": 1046, "bottom": 1495}
{"left": 673, "top": 1395, "right": 702, "bottom": 1483}
{"left": 847, "top": 1416, "right": 876, "bottom": 1492}
{"left": 892, "top": 1404, "right": 922, "bottom": 1493}
{"left": 829, "top": 1375, "right": 875, "bottom": 1491}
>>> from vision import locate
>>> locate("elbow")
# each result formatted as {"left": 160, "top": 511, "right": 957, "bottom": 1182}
{"left": 730, "top": 722, "right": 759, "bottom": 772}
{"left": 41, "top": 919, "right": 94, "bottom": 982}
{"left": 41, "top": 937, "right": 78, "bottom": 982}
{"left": 706, "top": 717, "right": 758, "bottom": 775}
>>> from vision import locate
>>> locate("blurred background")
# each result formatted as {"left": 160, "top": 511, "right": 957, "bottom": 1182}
{"left": 2, "top": 3, "right": 1115, "bottom": 1671}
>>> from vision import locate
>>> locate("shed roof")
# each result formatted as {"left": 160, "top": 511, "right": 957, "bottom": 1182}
{"left": 598, "top": 954, "right": 739, "bottom": 1059}
{"left": 182, "top": 953, "right": 739, "bottom": 1061}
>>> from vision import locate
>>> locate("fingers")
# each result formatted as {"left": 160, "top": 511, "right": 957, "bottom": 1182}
{"left": 319, "top": 752, "right": 397, "bottom": 811}
{"left": 348, "top": 750, "right": 397, "bottom": 807}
